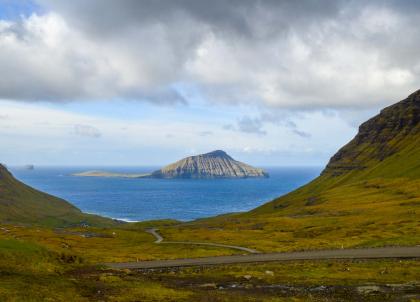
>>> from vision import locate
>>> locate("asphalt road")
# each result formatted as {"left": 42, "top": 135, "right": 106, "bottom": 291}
{"left": 146, "top": 228, "right": 163, "bottom": 243}
{"left": 105, "top": 246, "right": 420, "bottom": 270}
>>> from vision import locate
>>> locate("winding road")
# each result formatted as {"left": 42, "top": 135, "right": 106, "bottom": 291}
{"left": 145, "top": 228, "right": 260, "bottom": 254}
{"left": 104, "top": 228, "right": 420, "bottom": 270}
{"left": 106, "top": 246, "right": 420, "bottom": 269}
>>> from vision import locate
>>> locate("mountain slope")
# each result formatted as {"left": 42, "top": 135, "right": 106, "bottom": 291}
{"left": 323, "top": 89, "right": 419, "bottom": 179}
{"left": 254, "top": 89, "right": 419, "bottom": 214}
{"left": 152, "top": 150, "right": 268, "bottom": 178}
{"left": 0, "top": 165, "right": 114, "bottom": 227}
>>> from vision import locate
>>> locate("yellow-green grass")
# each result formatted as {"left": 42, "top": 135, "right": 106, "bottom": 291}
{"left": 0, "top": 236, "right": 418, "bottom": 302}
{"left": 0, "top": 212, "right": 418, "bottom": 301}
{"left": 0, "top": 164, "right": 115, "bottom": 228}
{"left": 157, "top": 177, "right": 419, "bottom": 253}
{"left": 0, "top": 224, "right": 244, "bottom": 263}
{"left": 90, "top": 259, "right": 420, "bottom": 302}
{"left": 0, "top": 237, "right": 85, "bottom": 302}
{"left": 154, "top": 259, "right": 420, "bottom": 287}
{"left": 0, "top": 237, "right": 195, "bottom": 302}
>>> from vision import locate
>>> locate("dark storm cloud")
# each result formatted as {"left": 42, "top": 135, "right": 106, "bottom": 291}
{"left": 0, "top": 0, "right": 419, "bottom": 107}
{"left": 39, "top": 0, "right": 342, "bottom": 38}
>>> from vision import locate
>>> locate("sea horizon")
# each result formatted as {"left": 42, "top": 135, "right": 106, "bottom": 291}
{"left": 10, "top": 166, "right": 322, "bottom": 222}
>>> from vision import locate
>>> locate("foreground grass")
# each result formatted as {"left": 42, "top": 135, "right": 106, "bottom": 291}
{"left": 0, "top": 236, "right": 194, "bottom": 301}
{"left": 80, "top": 259, "right": 419, "bottom": 301}
{"left": 0, "top": 238, "right": 84, "bottom": 301}
{"left": 1, "top": 239, "right": 418, "bottom": 302}
{"left": 0, "top": 224, "right": 244, "bottom": 264}
{"left": 1, "top": 223, "right": 418, "bottom": 301}
{"left": 162, "top": 259, "right": 420, "bottom": 286}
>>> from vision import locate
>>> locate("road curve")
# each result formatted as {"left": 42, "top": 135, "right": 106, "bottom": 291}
{"left": 146, "top": 228, "right": 163, "bottom": 243}
{"left": 106, "top": 246, "right": 420, "bottom": 270}
{"left": 145, "top": 228, "right": 260, "bottom": 254}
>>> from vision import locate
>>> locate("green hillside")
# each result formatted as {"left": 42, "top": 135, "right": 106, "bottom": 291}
{"left": 325, "top": 90, "right": 419, "bottom": 179}
{"left": 253, "top": 89, "right": 420, "bottom": 214}
{"left": 0, "top": 164, "right": 114, "bottom": 227}
{"left": 161, "top": 90, "right": 420, "bottom": 252}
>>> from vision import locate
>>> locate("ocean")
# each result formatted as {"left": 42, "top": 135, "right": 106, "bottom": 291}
{"left": 9, "top": 166, "right": 321, "bottom": 222}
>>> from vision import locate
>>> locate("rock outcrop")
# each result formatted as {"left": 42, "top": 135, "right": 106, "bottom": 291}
{"left": 151, "top": 150, "right": 268, "bottom": 179}
{"left": 322, "top": 90, "right": 420, "bottom": 176}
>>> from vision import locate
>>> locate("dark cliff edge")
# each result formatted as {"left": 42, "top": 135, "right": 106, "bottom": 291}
{"left": 322, "top": 90, "right": 420, "bottom": 177}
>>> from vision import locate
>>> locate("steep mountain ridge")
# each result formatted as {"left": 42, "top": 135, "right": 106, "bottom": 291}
{"left": 323, "top": 89, "right": 420, "bottom": 178}
{"left": 152, "top": 150, "right": 268, "bottom": 178}
{"left": 253, "top": 90, "right": 420, "bottom": 214}
{"left": 0, "top": 164, "right": 114, "bottom": 227}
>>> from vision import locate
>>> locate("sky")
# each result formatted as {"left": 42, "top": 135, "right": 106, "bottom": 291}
{"left": 0, "top": 0, "right": 419, "bottom": 166}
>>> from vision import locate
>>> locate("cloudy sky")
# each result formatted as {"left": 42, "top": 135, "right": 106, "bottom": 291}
{"left": 0, "top": 0, "right": 419, "bottom": 166}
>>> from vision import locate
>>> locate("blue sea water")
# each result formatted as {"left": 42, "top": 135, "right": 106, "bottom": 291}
{"left": 9, "top": 166, "right": 321, "bottom": 222}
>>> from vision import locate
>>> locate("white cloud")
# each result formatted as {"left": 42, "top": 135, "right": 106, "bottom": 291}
{"left": 0, "top": 100, "right": 357, "bottom": 166}
{"left": 0, "top": 1, "right": 418, "bottom": 109}
{"left": 0, "top": 13, "right": 185, "bottom": 102}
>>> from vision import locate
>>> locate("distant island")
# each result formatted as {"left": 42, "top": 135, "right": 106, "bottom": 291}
{"left": 73, "top": 150, "right": 269, "bottom": 179}
{"left": 151, "top": 150, "right": 268, "bottom": 178}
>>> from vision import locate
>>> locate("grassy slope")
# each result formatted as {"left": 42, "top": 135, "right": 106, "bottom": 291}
{"left": 0, "top": 164, "right": 114, "bottom": 227}
{"left": 255, "top": 89, "right": 420, "bottom": 213}
{"left": 159, "top": 91, "right": 420, "bottom": 252}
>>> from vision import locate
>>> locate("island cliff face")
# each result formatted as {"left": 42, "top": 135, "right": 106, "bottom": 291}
{"left": 151, "top": 150, "right": 268, "bottom": 179}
